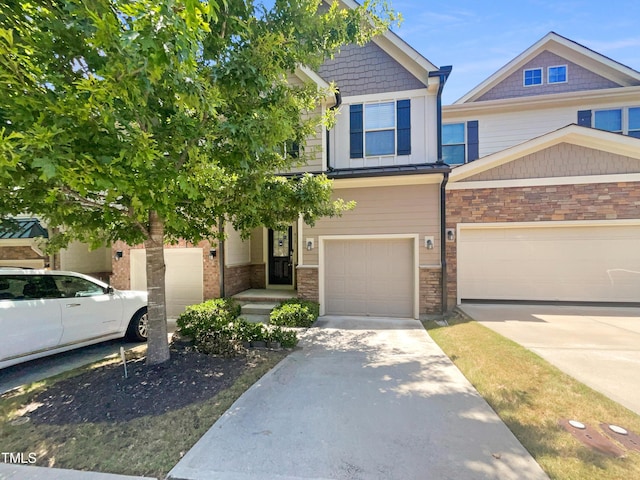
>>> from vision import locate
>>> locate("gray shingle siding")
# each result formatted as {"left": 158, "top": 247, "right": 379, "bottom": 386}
{"left": 318, "top": 42, "right": 426, "bottom": 97}
{"left": 477, "top": 51, "right": 622, "bottom": 101}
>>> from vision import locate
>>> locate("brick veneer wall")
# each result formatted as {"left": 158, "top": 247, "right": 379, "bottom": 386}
{"left": 296, "top": 266, "right": 318, "bottom": 302}
{"left": 446, "top": 181, "right": 640, "bottom": 305}
{"left": 224, "top": 264, "right": 251, "bottom": 297}
{"left": 250, "top": 263, "right": 266, "bottom": 289}
{"left": 420, "top": 267, "right": 442, "bottom": 315}
{"left": 110, "top": 239, "right": 219, "bottom": 301}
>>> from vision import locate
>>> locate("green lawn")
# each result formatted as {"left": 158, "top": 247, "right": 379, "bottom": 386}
{"left": 425, "top": 313, "right": 640, "bottom": 480}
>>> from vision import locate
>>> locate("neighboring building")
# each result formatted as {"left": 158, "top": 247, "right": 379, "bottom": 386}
{"left": 443, "top": 32, "right": 640, "bottom": 308}
{"left": 442, "top": 32, "right": 640, "bottom": 164}
{"left": 0, "top": 217, "right": 112, "bottom": 282}
{"left": 111, "top": 0, "right": 451, "bottom": 319}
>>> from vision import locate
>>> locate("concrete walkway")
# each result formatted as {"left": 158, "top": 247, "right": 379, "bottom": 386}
{"left": 460, "top": 303, "right": 640, "bottom": 416}
{"left": 0, "top": 463, "right": 155, "bottom": 480}
{"left": 168, "top": 316, "right": 547, "bottom": 480}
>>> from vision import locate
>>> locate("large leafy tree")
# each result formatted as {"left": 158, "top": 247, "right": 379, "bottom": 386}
{"left": 0, "top": 0, "right": 396, "bottom": 364}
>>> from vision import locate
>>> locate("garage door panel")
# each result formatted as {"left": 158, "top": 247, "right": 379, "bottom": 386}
{"left": 458, "top": 225, "right": 640, "bottom": 303}
{"left": 130, "top": 249, "right": 203, "bottom": 318}
{"left": 325, "top": 239, "right": 414, "bottom": 318}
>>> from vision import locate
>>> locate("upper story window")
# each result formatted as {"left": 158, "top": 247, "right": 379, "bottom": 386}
{"left": 594, "top": 109, "right": 622, "bottom": 133}
{"left": 350, "top": 100, "right": 411, "bottom": 159}
{"left": 587, "top": 107, "right": 640, "bottom": 138}
{"left": 523, "top": 68, "right": 542, "bottom": 86}
{"left": 629, "top": 107, "right": 640, "bottom": 138}
{"left": 442, "top": 123, "right": 466, "bottom": 165}
{"left": 365, "top": 102, "right": 396, "bottom": 156}
{"left": 548, "top": 65, "right": 567, "bottom": 84}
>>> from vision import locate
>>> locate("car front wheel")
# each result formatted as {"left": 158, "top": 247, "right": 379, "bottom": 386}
{"left": 126, "top": 308, "right": 148, "bottom": 342}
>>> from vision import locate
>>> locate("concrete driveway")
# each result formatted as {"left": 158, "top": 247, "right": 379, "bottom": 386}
{"left": 460, "top": 304, "right": 640, "bottom": 415}
{"left": 169, "top": 316, "right": 547, "bottom": 480}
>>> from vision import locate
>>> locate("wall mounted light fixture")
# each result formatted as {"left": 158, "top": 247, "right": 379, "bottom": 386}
{"left": 209, "top": 249, "right": 217, "bottom": 259}
{"left": 424, "top": 236, "right": 435, "bottom": 250}
{"left": 446, "top": 229, "right": 455, "bottom": 242}
{"left": 114, "top": 251, "right": 123, "bottom": 261}
{"left": 306, "top": 238, "right": 314, "bottom": 251}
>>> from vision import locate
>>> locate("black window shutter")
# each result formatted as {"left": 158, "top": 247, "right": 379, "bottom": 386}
{"left": 577, "top": 110, "right": 592, "bottom": 127}
{"left": 397, "top": 99, "right": 411, "bottom": 156}
{"left": 467, "top": 120, "right": 479, "bottom": 162}
{"left": 350, "top": 104, "right": 363, "bottom": 159}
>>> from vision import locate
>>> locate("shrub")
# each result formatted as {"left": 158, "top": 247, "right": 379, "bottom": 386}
{"left": 234, "top": 319, "right": 267, "bottom": 343}
{"left": 269, "top": 299, "right": 319, "bottom": 328}
{"left": 266, "top": 325, "right": 298, "bottom": 348}
{"left": 176, "top": 298, "right": 240, "bottom": 339}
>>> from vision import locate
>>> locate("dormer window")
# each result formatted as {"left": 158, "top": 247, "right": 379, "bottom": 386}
{"left": 548, "top": 65, "right": 567, "bottom": 84}
{"left": 523, "top": 68, "right": 542, "bottom": 86}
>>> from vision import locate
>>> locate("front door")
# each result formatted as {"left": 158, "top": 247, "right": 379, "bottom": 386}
{"left": 268, "top": 227, "right": 293, "bottom": 285}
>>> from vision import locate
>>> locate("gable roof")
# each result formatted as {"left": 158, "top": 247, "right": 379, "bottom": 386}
{"left": 455, "top": 32, "right": 640, "bottom": 104}
{"left": 333, "top": 0, "right": 439, "bottom": 84}
{"left": 448, "top": 124, "right": 640, "bottom": 183}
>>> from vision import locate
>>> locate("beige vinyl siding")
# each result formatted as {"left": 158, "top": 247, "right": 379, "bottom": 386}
{"left": 302, "top": 183, "right": 440, "bottom": 266}
{"left": 284, "top": 73, "right": 325, "bottom": 174}
{"left": 225, "top": 223, "right": 251, "bottom": 266}
{"left": 250, "top": 227, "right": 264, "bottom": 264}
{"left": 59, "top": 242, "right": 112, "bottom": 273}
{"left": 287, "top": 118, "right": 324, "bottom": 174}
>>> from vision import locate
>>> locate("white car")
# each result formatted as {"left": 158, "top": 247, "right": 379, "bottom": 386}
{"left": 0, "top": 269, "right": 148, "bottom": 369}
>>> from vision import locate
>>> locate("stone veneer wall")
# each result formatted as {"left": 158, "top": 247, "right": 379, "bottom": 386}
{"left": 420, "top": 267, "right": 442, "bottom": 315}
{"left": 446, "top": 181, "right": 640, "bottom": 305}
{"left": 296, "top": 266, "right": 318, "bottom": 302}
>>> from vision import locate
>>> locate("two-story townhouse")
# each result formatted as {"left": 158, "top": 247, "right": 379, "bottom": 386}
{"left": 441, "top": 32, "right": 640, "bottom": 308}
{"left": 111, "top": 0, "right": 451, "bottom": 319}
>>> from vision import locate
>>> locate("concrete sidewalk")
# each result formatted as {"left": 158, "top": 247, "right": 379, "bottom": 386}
{"left": 0, "top": 463, "right": 155, "bottom": 480}
{"left": 168, "top": 316, "right": 547, "bottom": 480}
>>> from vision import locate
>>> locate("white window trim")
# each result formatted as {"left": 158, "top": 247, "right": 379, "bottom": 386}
{"left": 442, "top": 122, "right": 467, "bottom": 165}
{"left": 523, "top": 67, "right": 543, "bottom": 87}
{"left": 548, "top": 64, "right": 568, "bottom": 84}
{"left": 363, "top": 101, "right": 397, "bottom": 158}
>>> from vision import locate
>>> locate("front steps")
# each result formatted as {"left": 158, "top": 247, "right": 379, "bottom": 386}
{"left": 233, "top": 289, "right": 297, "bottom": 323}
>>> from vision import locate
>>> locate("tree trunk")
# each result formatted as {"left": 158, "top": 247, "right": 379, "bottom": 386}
{"left": 144, "top": 210, "right": 170, "bottom": 365}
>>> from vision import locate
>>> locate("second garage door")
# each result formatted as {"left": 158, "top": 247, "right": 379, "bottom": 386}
{"left": 324, "top": 238, "right": 415, "bottom": 318}
{"left": 458, "top": 223, "right": 640, "bottom": 303}
{"left": 130, "top": 248, "right": 204, "bottom": 318}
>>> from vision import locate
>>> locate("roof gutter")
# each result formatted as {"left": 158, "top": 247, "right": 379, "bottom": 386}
{"left": 430, "top": 66, "right": 453, "bottom": 314}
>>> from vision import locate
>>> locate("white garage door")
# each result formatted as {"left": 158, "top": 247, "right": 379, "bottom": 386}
{"left": 324, "top": 238, "right": 415, "bottom": 318}
{"left": 458, "top": 223, "right": 640, "bottom": 303}
{"left": 130, "top": 248, "right": 204, "bottom": 318}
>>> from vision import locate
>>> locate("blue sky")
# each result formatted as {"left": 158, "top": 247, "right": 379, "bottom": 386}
{"left": 389, "top": 0, "right": 640, "bottom": 104}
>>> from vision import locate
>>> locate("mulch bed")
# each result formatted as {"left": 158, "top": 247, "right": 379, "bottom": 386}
{"left": 28, "top": 347, "right": 247, "bottom": 425}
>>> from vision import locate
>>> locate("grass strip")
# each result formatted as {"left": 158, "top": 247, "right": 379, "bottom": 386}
{"left": 425, "top": 314, "right": 640, "bottom": 480}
